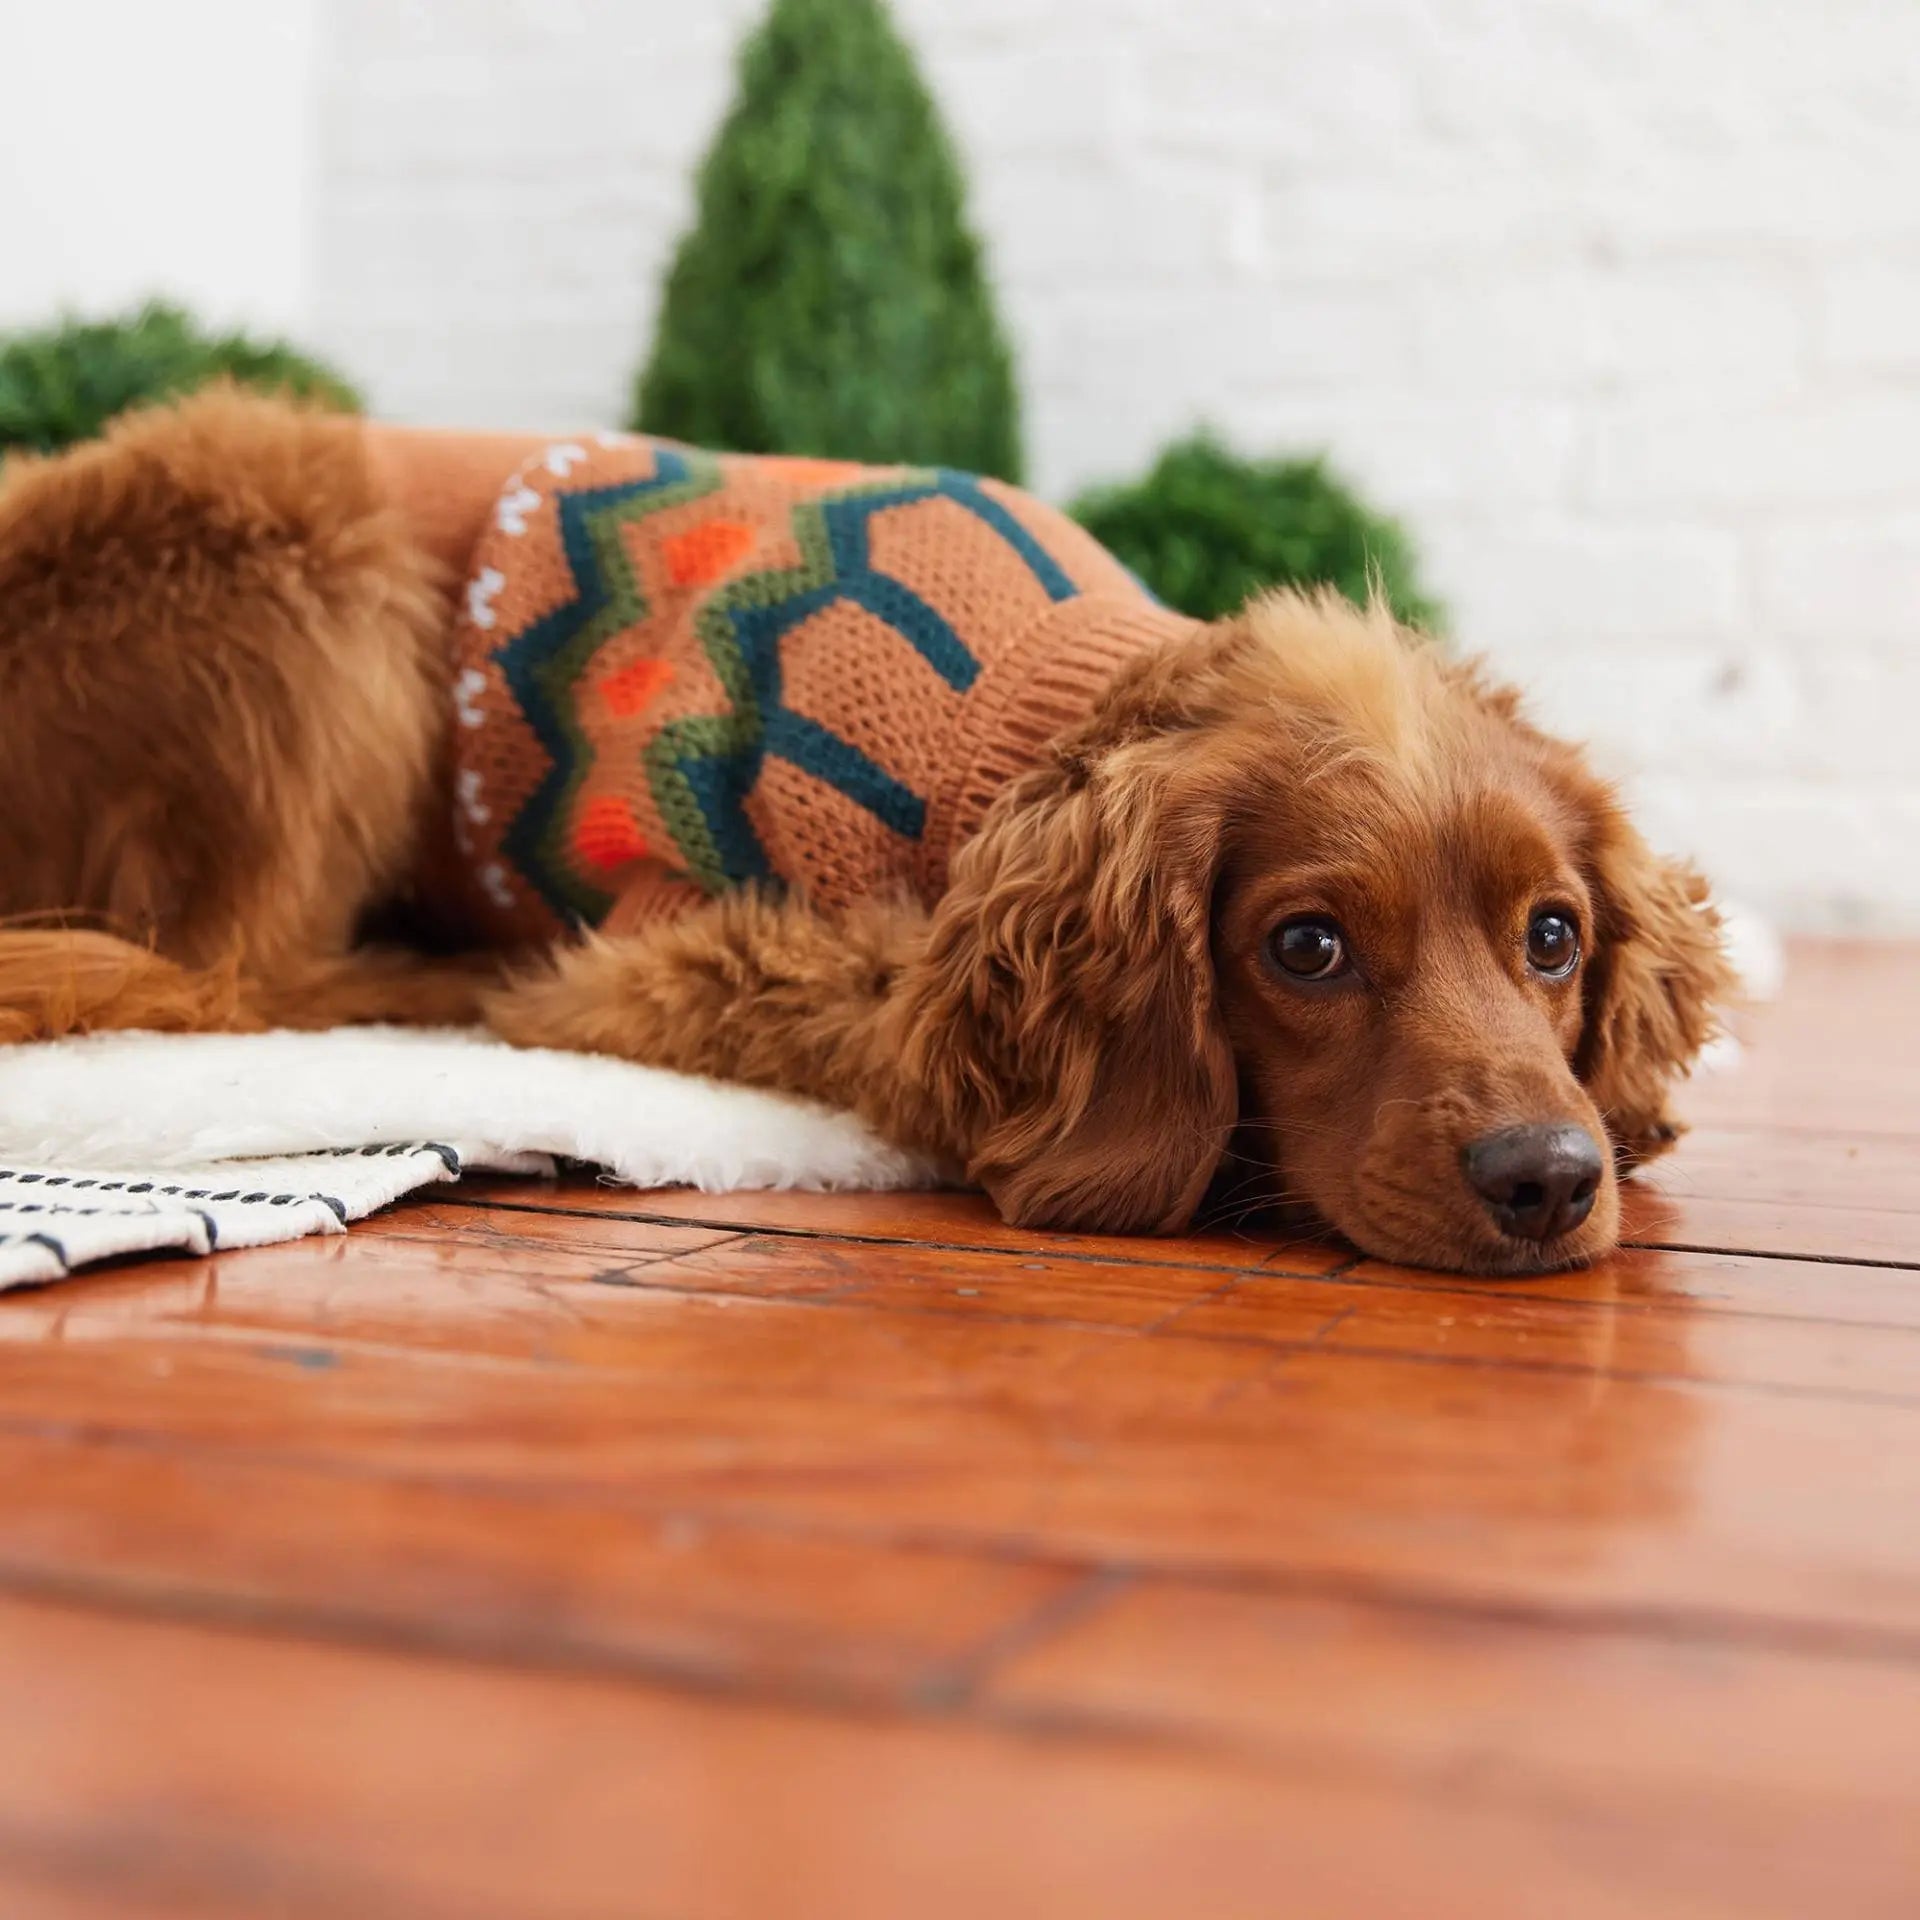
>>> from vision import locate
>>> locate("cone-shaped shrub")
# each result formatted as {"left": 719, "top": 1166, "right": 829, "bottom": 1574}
{"left": 633, "top": 0, "right": 1022, "bottom": 481}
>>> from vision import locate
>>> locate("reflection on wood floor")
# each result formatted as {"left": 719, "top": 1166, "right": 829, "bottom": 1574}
{"left": 0, "top": 938, "right": 1914, "bottom": 1919}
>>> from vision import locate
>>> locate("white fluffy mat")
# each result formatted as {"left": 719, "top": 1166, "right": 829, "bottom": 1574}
{"left": 0, "top": 1027, "right": 938, "bottom": 1289}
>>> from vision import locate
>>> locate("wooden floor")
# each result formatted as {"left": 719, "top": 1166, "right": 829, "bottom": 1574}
{"left": 1, "top": 939, "right": 1916, "bottom": 1918}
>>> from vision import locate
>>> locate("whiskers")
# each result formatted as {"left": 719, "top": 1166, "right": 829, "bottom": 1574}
{"left": 1202, "top": 1151, "right": 1337, "bottom": 1242}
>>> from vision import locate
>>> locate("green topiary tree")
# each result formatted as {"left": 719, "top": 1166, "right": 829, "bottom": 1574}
{"left": 0, "top": 301, "right": 361, "bottom": 456}
{"left": 633, "top": 0, "right": 1023, "bottom": 482}
{"left": 1070, "top": 432, "right": 1444, "bottom": 632}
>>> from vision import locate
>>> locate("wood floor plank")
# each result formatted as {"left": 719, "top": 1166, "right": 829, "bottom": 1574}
{"left": 0, "top": 1230, "right": 1269, "bottom": 1364}
{"left": 17, "top": 1213, "right": 1920, "bottom": 1394}
{"left": 1339, "top": 1240, "right": 1920, "bottom": 1329}
{"left": 1646, "top": 1127, "right": 1920, "bottom": 1214}
{"left": 0, "top": 1586, "right": 1902, "bottom": 1920}
{"left": 1680, "top": 939, "right": 1920, "bottom": 1138}
{"left": 20, "top": 1218, "right": 1920, "bottom": 1394}
{"left": 366, "top": 1204, "right": 743, "bottom": 1267}
{"left": 0, "top": 1877, "right": 268, "bottom": 1920}
{"left": 1161, "top": 1266, "right": 1920, "bottom": 1398}
{"left": 985, "top": 1579, "right": 1920, "bottom": 1890}
{"left": 622, "top": 1228, "right": 1278, "bottom": 1325}
{"left": 0, "top": 1428, "right": 1069, "bottom": 1703}
{"left": 1624, "top": 1184, "right": 1920, "bottom": 1265}
{"left": 450, "top": 1181, "right": 1356, "bottom": 1274}
{"left": 7, "top": 1271, "right": 1920, "bottom": 1642}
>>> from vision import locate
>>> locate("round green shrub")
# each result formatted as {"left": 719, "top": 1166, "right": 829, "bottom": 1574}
{"left": 1070, "top": 433, "right": 1443, "bottom": 632}
{"left": 633, "top": 0, "right": 1023, "bottom": 482}
{"left": 0, "top": 301, "right": 361, "bottom": 456}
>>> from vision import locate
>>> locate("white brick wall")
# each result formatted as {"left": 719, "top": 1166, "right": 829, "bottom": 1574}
{"left": 310, "top": 0, "right": 1920, "bottom": 930}
{"left": 0, "top": 0, "right": 320, "bottom": 331}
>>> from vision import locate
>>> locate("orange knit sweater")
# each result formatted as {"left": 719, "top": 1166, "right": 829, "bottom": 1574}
{"left": 364, "top": 426, "right": 1195, "bottom": 948}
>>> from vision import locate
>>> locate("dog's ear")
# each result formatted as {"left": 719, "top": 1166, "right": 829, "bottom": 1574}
{"left": 905, "top": 714, "right": 1238, "bottom": 1235}
{"left": 1576, "top": 809, "right": 1735, "bottom": 1170}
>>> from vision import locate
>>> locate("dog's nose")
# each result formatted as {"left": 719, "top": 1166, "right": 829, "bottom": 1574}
{"left": 1462, "top": 1123, "right": 1604, "bottom": 1242}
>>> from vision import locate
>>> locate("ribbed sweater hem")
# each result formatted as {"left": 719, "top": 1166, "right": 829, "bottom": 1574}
{"left": 917, "top": 594, "right": 1200, "bottom": 897}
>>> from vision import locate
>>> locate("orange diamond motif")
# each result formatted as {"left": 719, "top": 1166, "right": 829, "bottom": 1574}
{"left": 597, "top": 656, "right": 674, "bottom": 719}
{"left": 573, "top": 795, "right": 649, "bottom": 872}
{"left": 662, "top": 518, "right": 756, "bottom": 587}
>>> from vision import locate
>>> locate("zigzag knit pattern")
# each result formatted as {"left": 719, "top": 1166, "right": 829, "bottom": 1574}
{"left": 442, "top": 433, "right": 1187, "bottom": 947}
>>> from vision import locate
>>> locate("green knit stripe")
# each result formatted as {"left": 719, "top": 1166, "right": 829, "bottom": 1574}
{"left": 522, "top": 458, "right": 726, "bottom": 918}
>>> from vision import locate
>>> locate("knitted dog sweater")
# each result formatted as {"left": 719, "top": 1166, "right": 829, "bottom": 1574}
{"left": 364, "top": 426, "right": 1196, "bottom": 948}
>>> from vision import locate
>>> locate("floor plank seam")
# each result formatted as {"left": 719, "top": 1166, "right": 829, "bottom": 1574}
{"left": 9, "top": 1532, "right": 1920, "bottom": 1705}
{"left": 435, "top": 1197, "right": 1920, "bottom": 1296}
{"left": 55, "top": 1272, "right": 1920, "bottom": 1408}
{"left": 0, "top": 1813, "right": 465, "bottom": 1920}
{"left": 247, "top": 1215, "right": 1920, "bottom": 1336}
{"left": 0, "top": 1556, "right": 1269, "bottom": 1777}
{"left": 3, "top": 1558, "right": 1787, "bottom": 1834}
{"left": 1212, "top": 1267, "right": 1920, "bottom": 1331}
{"left": 444, "top": 1195, "right": 1357, "bottom": 1282}
{"left": 918, "top": 1567, "right": 1137, "bottom": 1712}
{"left": 1625, "top": 1237, "right": 1920, "bottom": 1272}
{"left": 1136, "top": 1261, "right": 1362, "bottom": 1341}
{"left": 371, "top": 1226, "right": 749, "bottom": 1269}
{"left": 7, "top": 1425, "right": 1920, "bottom": 1669}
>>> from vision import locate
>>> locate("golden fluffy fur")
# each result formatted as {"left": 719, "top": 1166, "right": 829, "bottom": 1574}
{"left": 0, "top": 391, "right": 1731, "bottom": 1275}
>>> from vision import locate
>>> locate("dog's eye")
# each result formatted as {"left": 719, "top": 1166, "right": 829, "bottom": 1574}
{"left": 1526, "top": 910, "right": 1581, "bottom": 978}
{"left": 1270, "top": 917, "right": 1349, "bottom": 980}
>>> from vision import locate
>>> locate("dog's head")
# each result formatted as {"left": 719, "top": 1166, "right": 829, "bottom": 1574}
{"left": 914, "top": 589, "right": 1732, "bottom": 1275}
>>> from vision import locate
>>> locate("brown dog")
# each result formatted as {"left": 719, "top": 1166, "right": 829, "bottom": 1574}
{"left": 0, "top": 391, "right": 1730, "bottom": 1275}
